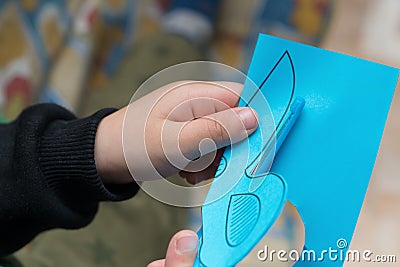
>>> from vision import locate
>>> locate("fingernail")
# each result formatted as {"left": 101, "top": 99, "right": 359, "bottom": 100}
{"left": 176, "top": 234, "right": 199, "bottom": 255}
{"left": 238, "top": 108, "right": 258, "bottom": 130}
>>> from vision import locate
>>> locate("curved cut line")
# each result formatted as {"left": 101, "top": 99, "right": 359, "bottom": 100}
{"left": 245, "top": 51, "right": 296, "bottom": 178}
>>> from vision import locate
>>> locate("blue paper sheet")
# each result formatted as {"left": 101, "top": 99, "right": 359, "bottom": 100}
{"left": 247, "top": 34, "right": 399, "bottom": 266}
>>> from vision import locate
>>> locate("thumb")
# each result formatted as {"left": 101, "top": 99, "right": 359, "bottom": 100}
{"left": 179, "top": 107, "right": 258, "bottom": 159}
{"left": 165, "top": 230, "right": 199, "bottom": 267}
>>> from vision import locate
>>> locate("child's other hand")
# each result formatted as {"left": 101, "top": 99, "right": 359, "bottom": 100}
{"left": 147, "top": 230, "right": 198, "bottom": 267}
{"left": 95, "top": 81, "right": 258, "bottom": 184}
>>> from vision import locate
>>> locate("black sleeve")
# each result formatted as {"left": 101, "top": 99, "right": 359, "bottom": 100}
{"left": 0, "top": 103, "right": 139, "bottom": 257}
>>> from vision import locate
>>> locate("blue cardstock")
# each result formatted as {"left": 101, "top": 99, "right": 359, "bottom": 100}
{"left": 195, "top": 34, "right": 399, "bottom": 267}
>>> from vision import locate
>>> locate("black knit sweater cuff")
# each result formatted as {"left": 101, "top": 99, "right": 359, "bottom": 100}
{"left": 39, "top": 108, "right": 139, "bottom": 203}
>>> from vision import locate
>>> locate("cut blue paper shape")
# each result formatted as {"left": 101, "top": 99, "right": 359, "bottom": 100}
{"left": 194, "top": 34, "right": 399, "bottom": 267}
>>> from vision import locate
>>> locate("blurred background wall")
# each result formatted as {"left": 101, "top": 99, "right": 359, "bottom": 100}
{"left": 0, "top": 0, "right": 398, "bottom": 266}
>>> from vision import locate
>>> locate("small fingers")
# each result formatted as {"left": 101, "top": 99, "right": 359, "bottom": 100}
{"left": 179, "top": 107, "right": 258, "bottom": 160}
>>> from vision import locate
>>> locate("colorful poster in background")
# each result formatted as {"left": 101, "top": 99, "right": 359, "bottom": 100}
{"left": 0, "top": 0, "right": 333, "bottom": 121}
{"left": 212, "top": 0, "right": 333, "bottom": 71}
{"left": 0, "top": 0, "right": 70, "bottom": 121}
{"left": 0, "top": 0, "right": 139, "bottom": 120}
{"left": 89, "top": 0, "right": 138, "bottom": 90}
{"left": 38, "top": 0, "right": 140, "bottom": 112}
{"left": 260, "top": 0, "right": 332, "bottom": 43}
{"left": 241, "top": 0, "right": 332, "bottom": 69}
{"left": 0, "top": 0, "right": 42, "bottom": 122}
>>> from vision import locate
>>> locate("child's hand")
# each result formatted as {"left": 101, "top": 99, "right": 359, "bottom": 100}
{"left": 147, "top": 230, "right": 199, "bottom": 267}
{"left": 94, "top": 81, "right": 258, "bottom": 184}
